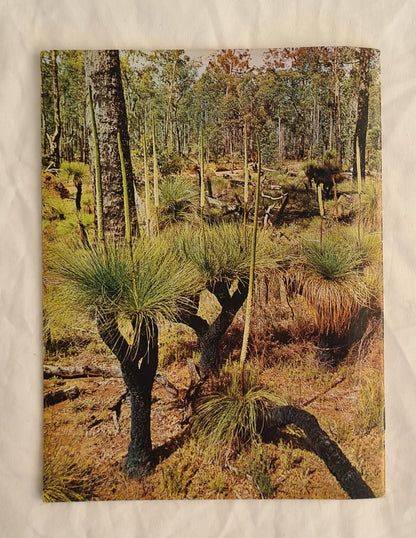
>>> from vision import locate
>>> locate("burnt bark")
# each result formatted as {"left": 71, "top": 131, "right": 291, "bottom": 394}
{"left": 84, "top": 50, "right": 138, "bottom": 239}
{"left": 179, "top": 278, "right": 249, "bottom": 376}
{"left": 353, "top": 48, "right": 372, "bottom": 180}
{"left": 74, "top": 179, "right": 82, "bottom": 211}
{"left": 262, "top": 405, "right": 375, "bottom": 499}
{"left": 97, "top": 313, "right": 158, "bottom": 479}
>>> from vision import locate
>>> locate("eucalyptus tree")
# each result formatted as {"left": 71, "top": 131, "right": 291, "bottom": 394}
{"left": 84, "top": 50, "right": 138, "bottom": 239}
{"left": 353, "top": 48, "right": 373, "bottom": 180}
{"left": 41, "top": 51, "right": 61, "bottom": 168}
{"left": 41, "top": 50, "right": 86, "bottom": 165}
{"left": 201, "top": 49, "right": 253, "bottom": 160}
{"left": 263, "top": 47, "right": 357, "bottom": 165}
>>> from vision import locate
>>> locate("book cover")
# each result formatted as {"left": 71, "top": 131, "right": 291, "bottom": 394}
{"left": 41, "top": 47, "right": 384, "bottom": 501}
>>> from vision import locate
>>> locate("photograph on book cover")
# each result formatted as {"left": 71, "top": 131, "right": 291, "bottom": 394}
{"left": 41, "top": 47, "right": 383, "bottom": 501}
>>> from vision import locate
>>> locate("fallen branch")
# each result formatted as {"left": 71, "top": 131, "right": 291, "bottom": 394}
{"left": 155, "top": 372, "right": 179, "bottom": 399}
{"left": 262, "top": 405, "right": 375, "bottom": 499}
{"left": 263, "top": 204, "right": 276, "bottom": 227}
{"left": 44, "top": 364, "right": 180, "bottom": 399}
{"left": 44, "top": 364, "right": 122, "bottom": 379}
{"left": 108, "top": 391, "right": 128, "bottom": 433}
{"left": 261, "top": 193, "right": 286, "bottom": 202}
{"left": 300, "top": 377, "right": 345, "bottom": 408}
{"left": 275, "top": 193, "right": 289, "bottom": 224}
{"left": 44, "top": 386, "right": 80, "bottom": 407}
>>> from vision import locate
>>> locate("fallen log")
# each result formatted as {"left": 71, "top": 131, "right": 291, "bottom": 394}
{"left": 44, "top": 364, "right": 179, "bottom": 399}
{"left": 262, "top": 405, "right": 375, "bottom": 499}
{"left": 155, "top": 372, "right": 179, "bottom": 399}
{"left": 44, "top": 386, "right": 80, "bottom": 407}
{"left": 44, "top": 364, "right": 122, "bottom": 379}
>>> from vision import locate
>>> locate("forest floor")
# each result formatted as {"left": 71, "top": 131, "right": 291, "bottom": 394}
{"left": 43, "top": 289, "right": 384, "bottom": 500}
{"left": 43, "top": 160, "right": 384, "bottom": 500}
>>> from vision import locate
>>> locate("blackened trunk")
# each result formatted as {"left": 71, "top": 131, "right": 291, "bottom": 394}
{"left": 317, "top": 332, "right": 349, "bottom": 366}
{"left": 75, "top": 180, "right": 82, "bottom": 211}
{"left": 126, "top": 388, "right": 153, "bottom": 477}
{"left": 120, "top": 333, "right": 158, "bottom": 478}
{"left": 97, "top": 314, "right": 158, "bottom": 479}
{"left": 262, "top": 405, "right": 375, "bottom": 499}
{"left": 198, "top": 328, "right": 222, "bottom": 376}
{"left": 84, "top": 50, "right": 138, "bottom": 239}
{"left": 180, "top": 279, "right": 249, "bottom": 377}
{"left": 353, "top": 48, "right": 372, "bottom": 180}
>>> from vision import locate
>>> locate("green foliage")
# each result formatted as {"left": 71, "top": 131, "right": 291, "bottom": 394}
{"left": 158, "top": 150, "right": 185, "bottom": 177}
{"left": 48, "top": 237, "right": 202, "bottom": 330}
{"left": 173, "top": 222, "right": 279, "bottom": 287}
{"left": 159, "top": 454, "right": 199, "bottom": 499}
{"left": 192, "top": 363, "right": 285, "bottom": 454}
{"left": 159, "top": 176, "right": 198, "bottom": 226}
{"left": 59, "top": 161, "right": 89, "bottom": 185}
{"left": 42, "top": 194, "right": 67, "bottom": 222}
{"left": 354, "top": 375, "right": 385, "bottom": 435}
{"left": 236, "top": 443, "right": 276, "bottom": 498}
{"left": 323, "top": 149, "right": 339, "bottom": 170}
{"left": 289, "top": 235, "right": 370, "bottom": 334}
{"left": 361, "top": 179, "right": 382, "bottom": 231}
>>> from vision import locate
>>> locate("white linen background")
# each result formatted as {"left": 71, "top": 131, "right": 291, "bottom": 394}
{"left": 1, "top": 0, "right": 415, "bottom": 536}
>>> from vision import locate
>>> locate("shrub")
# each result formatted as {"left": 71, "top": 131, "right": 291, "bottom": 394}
{"left": 192, "top": 363, "right": 285, "bottom": 455}
{"left": 158, "top": 176, "right": 198, "bottom": 226}
{"left": 289, "top": 236, "right": 370, "bottom": 336}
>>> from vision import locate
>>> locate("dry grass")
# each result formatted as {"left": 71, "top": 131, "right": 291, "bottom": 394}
{"left": 42, "top": 159, "right": 384, "bottom": 500}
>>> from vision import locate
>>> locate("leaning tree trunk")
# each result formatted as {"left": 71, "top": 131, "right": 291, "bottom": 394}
{"left": 180, "top": 279, "right": 249, "bottom": 376}
{"left": 353, "top": 48, "right": 372, "bottom": 181}
{"left": 97, "top": 314, "right": 158, "bottom": 479}
{"left": 84, "top": 50, "right": 138, "bottom": 239}
{"left": 262, "top": 405, "right": 375, "bottom": 499}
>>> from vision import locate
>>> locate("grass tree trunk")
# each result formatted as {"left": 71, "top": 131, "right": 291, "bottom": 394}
{"left": 262, "top": 405, "right": 375, "bottom": 498}
{"left": 180, "top": 279, "right": 249, "bottom": 376}
{"left": 353, "top": 48, "right": 371, "bottom": 181}
{"left": 97, "top": 314, "right": 158, "bottom": 478}
{"left": 84, "top": 50, "right": 138, "bottom": 240}
{"left": 74, "top": 180, "right": 82, "bottom": 212}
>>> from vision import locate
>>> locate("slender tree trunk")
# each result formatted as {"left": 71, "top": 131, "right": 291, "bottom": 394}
{"left": 74, "top": 180, "right": 82, "bottom": 211}
{"left": 84, "top": 50, "right": 138, "bottom": 239}
{"left": 50, "top": 50, "right": 61, "bottom": 168}
{"left": 353, "top": 48, "right": 372, "bottom": 180}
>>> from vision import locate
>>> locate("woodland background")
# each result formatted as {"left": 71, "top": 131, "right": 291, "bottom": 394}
{"left": 1, "top": 0, "right": 416, "bottom": 537}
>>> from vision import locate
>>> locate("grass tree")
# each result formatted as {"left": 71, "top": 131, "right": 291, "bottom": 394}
{"left": 158, "top": 176, "right": 198, "bottom": 227}
{"left": 59, "top": 161, "right": 90, "bottom": 212}
{"left": 50, "top": 238, "right": 199, "bottom": 478}
{"left": 173, "top": 222, "right": 281, "bottom": 376}
{"left": 50, "top": 65, "right": 200, "bottom": 479}
{"left": 289, "top": 233, "right": 370, "bottom": 363}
